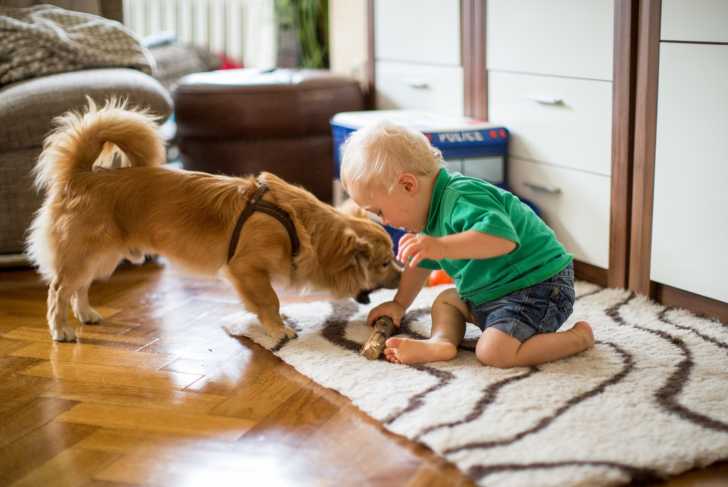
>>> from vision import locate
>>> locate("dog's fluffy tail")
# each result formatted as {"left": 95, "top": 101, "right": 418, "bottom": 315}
{"left": 33, "top": 97, "right": 165, "bottom": 192}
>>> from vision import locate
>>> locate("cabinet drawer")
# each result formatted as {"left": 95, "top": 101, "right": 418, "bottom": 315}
{"left": 661, "top": 0, "right": 728, "bottom": 43}
{"left": 375, "top": 61, "right": 464, "bottom": 116}
{"left": 487, "top": 0, "right": 614, "bottom": 80}
{"left": 446, "top": 157, "right": 505, "bottom": 185}
{"left": 374, "top": 0, "right": 460, "bottom": 66}
{"left": 509, "top": 158, "right": 611, "bottom": 268}
{"left": 488, "top": 71, "right": 613, "bottom": 175}
{"left": 651, "top": 43, "right": 728, "bottom": 302}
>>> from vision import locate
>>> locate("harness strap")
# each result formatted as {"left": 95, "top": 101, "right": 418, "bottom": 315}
{"left": 227, "top": 181, "right": 300, "bottom": 263}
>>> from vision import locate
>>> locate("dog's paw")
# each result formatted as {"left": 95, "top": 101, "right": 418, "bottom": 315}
{"left": 75, "top": 307, "right": 102, "bottom": 324}
{"left": 267, "top": 325, "right": 298, "bottom": 342}
{"left": 51, "top": 325, "right": 77, "bottom": 342}
{"left": 284, "top": 325, "right": 298, "bottom": 339}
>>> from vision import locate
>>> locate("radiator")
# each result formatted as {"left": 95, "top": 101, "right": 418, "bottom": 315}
{"left": 122, "top": 0, "right": 276, "bottom": 68}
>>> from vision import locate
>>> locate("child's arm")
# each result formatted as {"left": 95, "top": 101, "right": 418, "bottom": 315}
{"left": 398, "top": 231, "right": 516, "bottom": 269}
{"left": 367, "top": 264, "right": 430, "bottom": 326}
{"left": 393, "top": 264, "right": 432, "bottom": 309}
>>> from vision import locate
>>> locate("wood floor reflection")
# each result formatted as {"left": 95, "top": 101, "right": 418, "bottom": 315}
{"left": 0, "top": 261, "right": 725, "bottom": 486}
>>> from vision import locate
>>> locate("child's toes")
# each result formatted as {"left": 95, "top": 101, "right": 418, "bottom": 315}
{"left": 386, "top": 354, "right": 401, "bottom": 364}
{"left": 384, "top": 347, "right": 400, "bottom": 363}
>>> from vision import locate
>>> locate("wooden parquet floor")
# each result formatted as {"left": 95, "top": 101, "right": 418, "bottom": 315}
{"left": 1, "top": 262, "right": 726, "bottom": 487}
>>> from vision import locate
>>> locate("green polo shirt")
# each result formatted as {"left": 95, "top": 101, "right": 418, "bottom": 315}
{"left": 419, "top": 169, "right": 572, "bottom": 305}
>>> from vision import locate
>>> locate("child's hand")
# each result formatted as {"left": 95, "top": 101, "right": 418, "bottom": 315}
{"left": 367, "top": 301, "right": 405, "bottom": 328}
{"left": 397, "top": 234, "right": 446, "bottom": 269}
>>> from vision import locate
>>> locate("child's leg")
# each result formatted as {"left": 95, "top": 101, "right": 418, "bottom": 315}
{"left": 475, "top": 321, "right": 594, "bottom": 368}
{"left": 384, "top": 288, "right": 468, "bottom": 364}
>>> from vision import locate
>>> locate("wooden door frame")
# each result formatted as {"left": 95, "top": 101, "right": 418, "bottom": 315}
{"left": 608, "top": 0, "right": 639, "bottom": 289}
{"left": 365, "top": 0, "right": 376, "bottom": 109}
{"left": 629, "top": 0, "right": 661, "bottom": 296}
{"left": 462, "top": 0, "right": 487, "bottom": 120}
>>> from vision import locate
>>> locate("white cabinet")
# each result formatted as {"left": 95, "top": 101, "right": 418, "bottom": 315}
{"left": 509, "top": 158, "right": 611, "bottom": 268}
{"left": 373, "top": 0, "right": 463, "bottom": 115}
{"left": 661, "top": 0, "right": 728, "bottom": 43}
{"left": 375, "top": 62, "right": 464, "bottom": 116}
{"left": 488, "top": 71, "right": 613, "bottom": 176}
{"left": 374, "top": 0, "right": 460, "bottom": 66}
{"left": 650, "top": 43, "right": 728, "bottom": 302}
{"left": 487, "top": 0, "right": 614, "bottom": 80}
{"left": 487, "top": 0, "right": 614, "bottom": 268}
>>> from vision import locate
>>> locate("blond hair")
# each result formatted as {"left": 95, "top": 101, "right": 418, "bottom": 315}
{"left": 340, "top": 121, "right": 443, "bottom": 194}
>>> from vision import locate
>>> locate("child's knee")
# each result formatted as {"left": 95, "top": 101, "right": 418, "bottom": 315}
{"left": 476, "top": 347, "right": 517, "bottom": 368}
{"left": 475, "top": 330, "right": 519, "bottom": 368}
{"left": 433, "top": 288, "right": 470, "bottom": 316}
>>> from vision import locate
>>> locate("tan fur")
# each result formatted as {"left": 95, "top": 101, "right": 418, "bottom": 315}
{"left": 337, "top": 197, "right": 369, "bottom": 219}
{"left": 28, "top": 99, "right": 401, "bottom": 342}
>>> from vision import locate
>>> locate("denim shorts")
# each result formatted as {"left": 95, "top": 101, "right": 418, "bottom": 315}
{"left": 466, "top": 263, "right": 576, "bottom": 342}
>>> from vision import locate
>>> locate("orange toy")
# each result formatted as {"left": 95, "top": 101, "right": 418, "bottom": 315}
{"left": 428, "top": 269, "right": 454, "bottom": 286}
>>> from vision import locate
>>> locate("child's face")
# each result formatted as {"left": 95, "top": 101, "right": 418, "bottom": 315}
{"left": 349, "top": 174, "right": 430, "bottom": 233}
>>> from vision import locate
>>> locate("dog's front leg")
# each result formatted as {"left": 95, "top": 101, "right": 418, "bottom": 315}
{"left": 47, "top": 278, "right": 76, "bottom": 341}
{"left": 227, "top": 269, "right": 297, "bottom": 341}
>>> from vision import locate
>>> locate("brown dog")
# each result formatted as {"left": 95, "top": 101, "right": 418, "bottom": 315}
{"left": 27, "top": 99, "right": 401, "bottom": 342}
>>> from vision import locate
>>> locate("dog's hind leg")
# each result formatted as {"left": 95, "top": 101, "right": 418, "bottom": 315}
{"left": 225, "top": 268, "right": 297, "bottom": 342}
{"left": 71, "top": 253, "right": 123, "bottom": 325}
{"left": 47, "top": 277, "right": 79, "bottom": 341}
{"left": 71, "top": 285, "right": 102, "bottom": 324}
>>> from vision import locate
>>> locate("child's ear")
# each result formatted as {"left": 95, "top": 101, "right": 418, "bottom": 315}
{"left": 399, "top": 172, "right": 418, "bottom": 193}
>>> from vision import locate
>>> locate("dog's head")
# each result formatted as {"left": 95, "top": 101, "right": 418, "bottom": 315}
{"left": 330, "top": 213, "right": 402, "bottom": 303}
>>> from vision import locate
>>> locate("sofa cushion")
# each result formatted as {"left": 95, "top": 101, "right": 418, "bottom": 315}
{"left": 0, "top": 146, "right": 42, "bottom": 254}
{"left": 0, "top": 68, "right": 172, "bottom": 151}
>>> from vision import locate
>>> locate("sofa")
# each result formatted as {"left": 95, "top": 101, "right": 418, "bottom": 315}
{"left": 0, "top": 0, "right": 173, "bottom": 263}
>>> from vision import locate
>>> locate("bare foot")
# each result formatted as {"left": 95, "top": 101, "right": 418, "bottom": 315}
{"left": 569, "top": 321, "right": 595, "bottom": 350}
{"left": 384, "top": 337, "right": 458, "bottom": 364}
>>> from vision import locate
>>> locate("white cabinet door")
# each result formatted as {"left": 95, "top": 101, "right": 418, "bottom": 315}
{"left": 374, "top": 0, "right": 460, "bottom": 66}
{"left": 489, "top": 71, "right": 613, "bottom": 175}
{"left": 651, "top": 43, "right": 728, "bottom": 302}
{"left": 661, "top": 0, "right": 728, "bottom": 43}
{"left": 375, "top": 61, "right": 464, "bottom": 116}
{"left": 509, "top": 158, "right": 611, "bottom": 268}
{"left": 487, "top": 0, "right": 614, "bottom": 80}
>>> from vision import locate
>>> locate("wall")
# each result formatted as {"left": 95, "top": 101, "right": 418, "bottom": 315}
{"left": 329, "top": 0, "right": 368, "bottom": 84}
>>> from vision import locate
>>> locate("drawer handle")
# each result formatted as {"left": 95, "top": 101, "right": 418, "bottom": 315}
{"left": 527, "top": 95, "right": 564, "bottom": 106}
{"left": 524, "top": 181, "right": 561, "bottom": 194}
{"left": 404, "top": 79, "right": 430, "bottom": 90}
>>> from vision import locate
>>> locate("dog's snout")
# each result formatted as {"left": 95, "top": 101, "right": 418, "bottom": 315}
{"left": 381, "top": 263, "right": 401, "bottom": 289}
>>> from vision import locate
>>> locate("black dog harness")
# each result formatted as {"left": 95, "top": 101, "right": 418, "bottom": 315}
{"left": 227, "top": 181, "right": 300, "bottom": 263}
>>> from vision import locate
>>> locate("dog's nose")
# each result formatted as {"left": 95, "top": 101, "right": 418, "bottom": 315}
{"left": 354, "top": 290, "right": 371, "bottom": 304}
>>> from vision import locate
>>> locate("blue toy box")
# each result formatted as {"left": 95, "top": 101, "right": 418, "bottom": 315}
{"left": 330, "top": 110, "right": 515, "bottom": 252}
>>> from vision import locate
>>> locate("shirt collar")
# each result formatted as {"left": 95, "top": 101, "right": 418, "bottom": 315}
{"left": 424, "top": 168, "right": 451, "bottom": 233}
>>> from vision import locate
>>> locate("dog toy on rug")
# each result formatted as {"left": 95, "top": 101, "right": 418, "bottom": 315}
{"left": 360, "top": 315, "right": 396, "bottom": 360}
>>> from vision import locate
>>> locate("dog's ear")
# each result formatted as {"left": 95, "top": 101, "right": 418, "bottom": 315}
{"left": 352, "top": 232, "right": 373, "bottom": 265}
{"left": 338, "top": 228, "right": 372, "bottom": 270}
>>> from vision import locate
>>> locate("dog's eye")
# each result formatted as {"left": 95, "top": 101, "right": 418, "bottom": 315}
{"left": 382, "top": 261, "right": 389, "bottom": 268}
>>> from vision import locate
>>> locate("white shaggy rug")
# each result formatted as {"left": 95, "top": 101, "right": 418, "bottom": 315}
{"left": 224, "top": 282, "right": 728, "bottom": 486}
